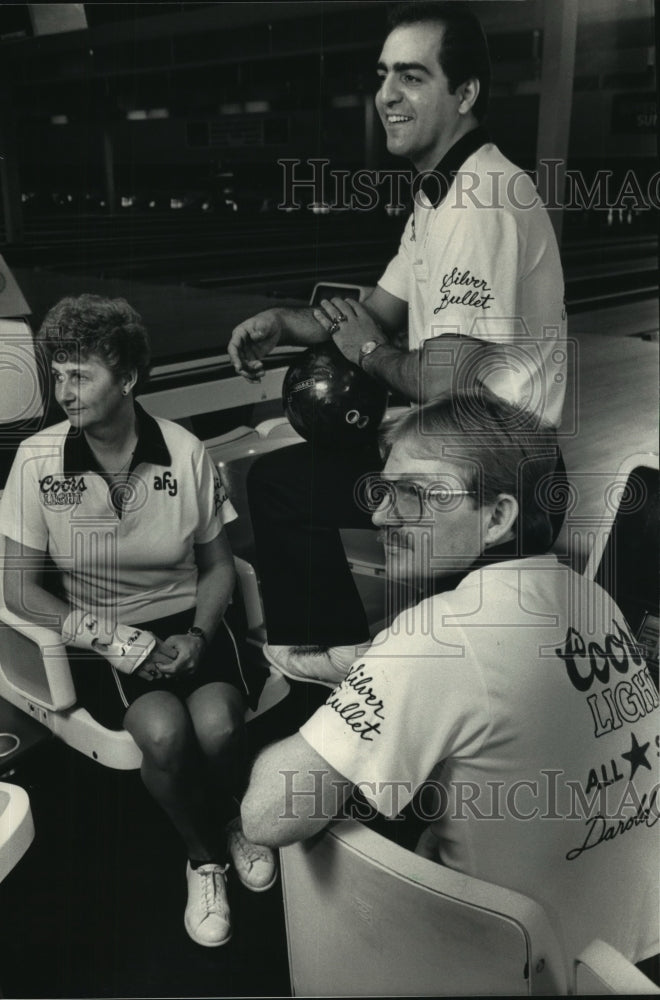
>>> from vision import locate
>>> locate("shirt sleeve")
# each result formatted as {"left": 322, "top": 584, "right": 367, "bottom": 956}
{"left": 425, "top": 196, "right": 523, "bottom": 344}
{"left": 299, "top": 606, "right": 491, "bottom": 819}
{"left": 0, "top": 443, "right": 48, "bottom": 551}
{"left": 377, "top": 212, "right": 414, "bottom": 303}
{"left": 193, "top": 444, "right": 238, "bottom": 545}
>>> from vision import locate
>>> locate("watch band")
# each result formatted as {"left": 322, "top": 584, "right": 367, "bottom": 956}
{"left": 359, "top": 340, "right": 380, "bottom": 367}
{"left": 187, "top": 626, "right": 207, "bottom": 647}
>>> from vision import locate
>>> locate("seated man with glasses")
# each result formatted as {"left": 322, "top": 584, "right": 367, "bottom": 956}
{"left": 241, "top": 388, "right": 659, "bottom": 971}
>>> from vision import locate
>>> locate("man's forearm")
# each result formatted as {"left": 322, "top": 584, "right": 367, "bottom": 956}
{"left": 241, "top": 733, "right": 352, "bottom": 848}
{"left": 361, "top": 336, "right": 493, "bottom": 403}
{"left": 361, "top": 342, "right": 423, "bottom": 401}
{"left": 272, "top": 306, "right": 332, "bottom": 347}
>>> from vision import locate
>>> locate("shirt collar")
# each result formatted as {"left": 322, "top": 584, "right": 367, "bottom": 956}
{"left": 414, "top": 125, "right": 490, "bottom": 208}
{"left": 63, "top": 401, "right": 171, "bottom": 476}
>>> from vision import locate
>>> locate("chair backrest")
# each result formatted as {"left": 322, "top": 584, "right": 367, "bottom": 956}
{"left": 0, "top": 254, "right": 31, "bottom": 319}
{"left": 0, "top": 536, "right": 77, "bottom": 712}
{"left": 280, "top": 819, "right": 569, "bottom": 997}
{"left": 254, "top": 417, "right": 304, "bottom": 441}
{"left": 212, "top": 429, "right": 301, "bottom": 564}
{"left": 138, "top": 348, "right": 298, "bottom": 428}
{"left": 204, "top": 425, "right": 261, "bottom": 464}
{"left": 575, "top": 940, "right": 660, "bottom": 995}
{"left": 583, "top": 453, "right": 659, "bottom": 682}
{"left": 0, "top": 624, "right": 77, "bottom": 712}
{"left": 0, "top": 318, "right": 47, "bottom": 490}
{"left": 309, "top": 282, "right": 372, "bottom": 307}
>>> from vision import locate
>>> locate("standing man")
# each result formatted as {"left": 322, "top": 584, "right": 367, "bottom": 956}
{"left": 228, "top": 2, "right": 566, "bottom": 684}
{"left": 240, "top": 391, "right": 659, "bottom": 972}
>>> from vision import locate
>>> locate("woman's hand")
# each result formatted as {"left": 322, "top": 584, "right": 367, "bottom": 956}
{"left": 135, "top": 637, "right": 177, "bottom": 681}
{"left": 156, "top": 633, "right": 206, "bottom": 678}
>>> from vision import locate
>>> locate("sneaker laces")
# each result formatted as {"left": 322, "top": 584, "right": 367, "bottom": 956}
{"left": 232, "top": 832, "right": 272, "bottom": 872}
{"left": 197, "top": 864, "right": 229, "bottom": 915}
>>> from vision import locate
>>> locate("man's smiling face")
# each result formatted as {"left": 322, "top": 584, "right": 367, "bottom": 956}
{"left": 375, "top": 22, "right": 466, "bottom": 172}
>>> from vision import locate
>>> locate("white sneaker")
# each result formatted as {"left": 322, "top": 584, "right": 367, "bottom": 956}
{"left": 263, "top": 642, "right": 369, "bottom": 688}
{"left": 184, "top": 861, "right": 232, "bottom": 947}
{"left": 227, "top": 817, "right": 278, "bottom": 892}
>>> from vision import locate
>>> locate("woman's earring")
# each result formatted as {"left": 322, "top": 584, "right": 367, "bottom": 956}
{"left": 122, "top": 388, "right": 129, "bottom": 396}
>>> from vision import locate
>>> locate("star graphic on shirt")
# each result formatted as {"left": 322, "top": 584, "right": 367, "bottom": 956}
{"left": 621, "top": 732, "right": 651, "bottom": 781}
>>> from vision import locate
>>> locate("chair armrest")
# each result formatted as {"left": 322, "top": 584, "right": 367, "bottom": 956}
{"left": 234, "top": 557, "right": 264, "bottom": 632}
{"left": 575, "top": 939, "right": 660, "bottom": 995}
{"left": 0, "top": 783, "right": 34, "bottom": 883}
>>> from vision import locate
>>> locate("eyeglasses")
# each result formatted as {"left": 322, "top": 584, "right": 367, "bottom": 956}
{"left": 357, "top": 474, "right": 477, "bottom": 520}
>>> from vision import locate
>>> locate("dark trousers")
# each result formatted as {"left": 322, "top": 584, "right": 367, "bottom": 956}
{"left": 248, "top": 441, "right": 568, "bottom": 648}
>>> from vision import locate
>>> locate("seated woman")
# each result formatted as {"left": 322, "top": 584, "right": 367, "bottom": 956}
{"left": 0, "top": 294, "right": 276, "bottom": 948}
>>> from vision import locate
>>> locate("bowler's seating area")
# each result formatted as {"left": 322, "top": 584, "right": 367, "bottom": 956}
{"left": 0, "top": 542, "right": 288, "bottom": 768}
{"left": 280, "top": 820, "right": 659, "bottom": 997}
{"left": 0, "top": 320, "right": 292, "bottom": 769}
{"left": 0, "top": 278, "right": 397, "bottom": 769}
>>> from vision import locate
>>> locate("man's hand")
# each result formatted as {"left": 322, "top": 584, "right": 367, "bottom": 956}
{"left": 228, "top": 310, "right": 283, "bottom": 382}
{"left": 313, "top": 297, "right": 388, "bottom": 367}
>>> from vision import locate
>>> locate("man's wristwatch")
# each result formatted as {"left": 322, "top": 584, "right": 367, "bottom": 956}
{"left": 359, "top": 340, "right": 381, "bottom": 367}
{"left": 187, "top": 626, "right": 207, "bottom": 648}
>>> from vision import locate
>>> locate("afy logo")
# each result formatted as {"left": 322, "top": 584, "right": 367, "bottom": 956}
{"left": 153, "top": 471, "right": 178, "bottom": 497}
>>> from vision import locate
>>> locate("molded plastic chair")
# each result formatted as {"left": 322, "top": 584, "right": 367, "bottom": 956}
{"left": 309, "top": 282, "right": 373, "bottom": 307}
{"left": 254, "top": 417, "right": 304, "bottom": 441}
{"left": 211, "top": 425, "right": 302, "bottom": 566}
{"left": 575, "top": 940, "right": 659, "bottom": 995}
{"left": 138, "top": 347, "right": 300, "bottom": 425}
{"left": 280, "top": 819, "right": 569, "bottom": 997}
{"left": 0, "top": 782, "right": 34, "bottom": 885}
{"left": 0, "top": 554, "right": 287, "bottom": 769}
{"left": 281, "top": 820, "right": 659, "bottom": 997}
{"left": 204, "top": 424, "right": 261, "bottom": 462}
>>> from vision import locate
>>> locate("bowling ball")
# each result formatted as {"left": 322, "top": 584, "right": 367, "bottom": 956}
{"left": 283, "top": 340, "right": 388, "bottom": 449}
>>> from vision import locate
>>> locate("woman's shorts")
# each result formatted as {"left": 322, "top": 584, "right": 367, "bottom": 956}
{"left": 68, "top": 606, "right": 265, "bottom": 730}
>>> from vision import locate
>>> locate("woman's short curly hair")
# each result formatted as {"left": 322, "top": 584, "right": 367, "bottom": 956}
{"left": 36, "top": 294, "right": 151, "bottom": 394}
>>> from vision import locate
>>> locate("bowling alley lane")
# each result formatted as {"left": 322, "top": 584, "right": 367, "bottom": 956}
{"left": 557, "top": 297, "right": 658, "bottom": 567}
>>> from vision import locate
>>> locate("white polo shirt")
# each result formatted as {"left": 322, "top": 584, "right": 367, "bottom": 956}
{"left": 378, "top": 141, "right": 567, "bottom": 426}
{"left": 0, "top": 404, "right": 237, "bottom": 624}
{"left": 300, "top": 556, "right": 660, "bottom": 964}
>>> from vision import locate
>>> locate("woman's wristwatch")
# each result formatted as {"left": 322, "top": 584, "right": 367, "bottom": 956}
{"left": 187, "top": 626, "right": 207, "bottom": 649}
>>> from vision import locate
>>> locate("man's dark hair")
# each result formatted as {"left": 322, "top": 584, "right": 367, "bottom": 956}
{"left": 387, "top": 1, "right": 491, "bottom": 122}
